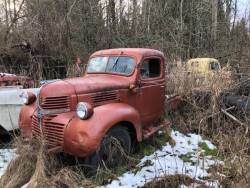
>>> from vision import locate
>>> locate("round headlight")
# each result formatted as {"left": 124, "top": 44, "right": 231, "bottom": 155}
{"left": 20, "top": 92, "right": 29, "bottom": 104}
{"left": 76, "top": 102, "right": 93, "bottom": 120}
{"left": 19, "top": 91, "right": 36, "bottom": 105}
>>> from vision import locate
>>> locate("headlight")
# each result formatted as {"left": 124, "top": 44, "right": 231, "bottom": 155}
{"left": 20, "top": 91, "right": 36, "bottom": 105}
{"left": 76, "top": 102, "right": 93, "bottom": 120}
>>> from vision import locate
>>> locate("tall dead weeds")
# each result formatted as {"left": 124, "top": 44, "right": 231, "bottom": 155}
{"left": 0, "top": 137, "right": 94, "bottom": 188}
{"left": 168, "top": 65, "right": 250, "bottom": 187}
{"left": 0, "top": 138, "right": 39, "bottom": 188}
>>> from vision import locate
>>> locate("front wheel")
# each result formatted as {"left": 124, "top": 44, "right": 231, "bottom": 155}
{"left": 85, "top": 125, "right": 131, "bottom": 175}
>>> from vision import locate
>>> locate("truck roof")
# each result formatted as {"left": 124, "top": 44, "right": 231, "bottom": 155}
{"left": 187, "top": 58, "right": 219, "bottom": 63}
{"left": 90, "top": 48, "right": 164, "bottom": 61}
{"left": 0, "top": 73, "right": 16, "bottom": 77}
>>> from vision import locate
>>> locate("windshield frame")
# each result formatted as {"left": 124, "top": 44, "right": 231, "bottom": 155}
{"left": 86, "top": 55, "right": 137, "bottom": 77}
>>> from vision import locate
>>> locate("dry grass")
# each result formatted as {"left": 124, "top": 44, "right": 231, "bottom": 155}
{"left": 0, "top": 137, "right": 94, "bottom": 188}
{"left": 167, "top": 65, "right": 250, "bottom": 187}
{"left": 167, "top": 66, "right": 233, "bottom": 96}
{"left": 210, "top": 126, "right": 250, "bottom": 187}
{"left": 0, "top": 138, "right": 39, "bottom": 188}
{"left": 142, "top": 174, "right": 207, "bottom": 188}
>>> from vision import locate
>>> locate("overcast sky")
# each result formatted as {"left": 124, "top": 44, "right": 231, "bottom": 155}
{"left": 238, "top": 0, "right": 250, "bottom": 19}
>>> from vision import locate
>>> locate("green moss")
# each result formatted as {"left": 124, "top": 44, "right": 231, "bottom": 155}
{"left": 154, "top": 133, "right": 172, "bottom": 147}
{"left": 179, "top": 152, "right": 194, "bottom": 163}
{"left": 112, "top": 165, "right": 131, "bottom": 176}
{"left": 198, "top": 142, "right": 218, "bottom": 157}
{"left": 137, "top": 143, "right": 156, "bottom": 156}
{"left": 136, "top": 132, "right": 172, "bottom": 157}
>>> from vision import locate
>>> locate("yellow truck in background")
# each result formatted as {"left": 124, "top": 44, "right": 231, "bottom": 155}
{"left": 185, "top": 58, "right": 232, "bottom": 93}
{"left": 186, "top": 58, "right": 221, "bottom": 75}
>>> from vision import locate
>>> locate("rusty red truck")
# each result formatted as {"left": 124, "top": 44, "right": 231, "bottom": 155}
{"left": 19, "top": 48, "right": 179, "bottom": 170}
{"left": 0, "top": 73, "right": 34, "bottom": 88}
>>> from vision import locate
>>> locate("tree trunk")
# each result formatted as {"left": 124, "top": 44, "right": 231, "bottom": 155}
{"left": 232, "top": 0, "right": 238, "bottom": 30}
{"left": 4, "top": 0, "right": 9, "bottom": 27}
{"left": 132, "top": 0, "right": 137, "bottom": 35}
{"left": 211, "top": 0, "right": 218, "bottom": 42}
{"left": 179, "top": 0, "right": 183, "bottom": 56}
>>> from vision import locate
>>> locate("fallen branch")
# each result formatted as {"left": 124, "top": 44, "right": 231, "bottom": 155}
{"left": 221, "top": 108, "right": 248, "bottom": 134}
{"left": 198, "top": 106, "right": 235, "bottom": 126}
{"left": 207, "top": 106, "right": 235, "bottom": 119}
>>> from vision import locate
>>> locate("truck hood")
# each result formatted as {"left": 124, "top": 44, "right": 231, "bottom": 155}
{"left": 40, "top": 74, "right": 132, "bottom": 98}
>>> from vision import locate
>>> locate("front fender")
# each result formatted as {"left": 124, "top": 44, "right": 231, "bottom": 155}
{"left": 64, "top": 103, "right": 142, "bottom": 157}
{"left": 19, "top": 104, "right": 36, "bottom": 138}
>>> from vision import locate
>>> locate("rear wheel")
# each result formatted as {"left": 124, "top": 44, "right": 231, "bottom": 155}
{"left": 85, "top": 125, "right": 131, "bottom": 175}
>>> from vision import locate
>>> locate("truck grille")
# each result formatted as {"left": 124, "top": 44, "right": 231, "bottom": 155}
{"left": 40, "top": 96, "right": 70, "bottom": 110}
{"left": 31, "top": 115, "right": 65, "bottom": 147}
{"left": 91, "top": 90, "right": 119, "bottom": 106}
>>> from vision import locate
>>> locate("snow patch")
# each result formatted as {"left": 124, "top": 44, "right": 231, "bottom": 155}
{"left": 101, "top": 131, "right": 222, "bottom": 188}
{"left": 0, "top": 149, "right": 16, "bottom": 177}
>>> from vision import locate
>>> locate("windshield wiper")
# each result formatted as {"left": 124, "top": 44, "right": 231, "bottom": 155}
{"left": 111, "top": 52, "right": 123, "bottom": 71}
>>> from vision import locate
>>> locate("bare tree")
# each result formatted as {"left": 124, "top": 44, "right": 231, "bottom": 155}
{"left": 212, "top": 0, "right": 218, "bottom": 43}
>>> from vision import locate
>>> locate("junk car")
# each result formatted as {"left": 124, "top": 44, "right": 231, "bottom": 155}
{"left": 0, "top": 73, "right": 34, "bottom": 88}
{"left": 19, "top": 48, "right": 178, "bottom": 170}
{"left": 186, "top": 58, "right": 221, "bottom": 75}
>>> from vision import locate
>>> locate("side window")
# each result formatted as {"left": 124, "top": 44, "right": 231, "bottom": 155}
{"left": 140, "top": 58, "right": 161, "bottom": 79}
{"left": 210, "top": 62, "right": 219, "bottom": 70}
{"left": 191, "top": 61, "right": 199, "bottom": 68}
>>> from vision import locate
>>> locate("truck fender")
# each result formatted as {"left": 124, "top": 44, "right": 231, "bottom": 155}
{"left": 19, "top": 104, "right": 36, "bottom": 138}
{"left": 64, "top": 103, "right": 142, "bottom": 157}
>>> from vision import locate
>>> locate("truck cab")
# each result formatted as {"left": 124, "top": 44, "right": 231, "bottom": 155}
{"left": 19, "top": 48, "right": 167, "bottom": 169}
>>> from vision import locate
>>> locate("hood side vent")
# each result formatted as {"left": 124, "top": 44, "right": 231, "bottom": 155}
{"left": 91, "top": 91, "right": 119, "bottom": 107}
{"left": 40, "top": 96, "right": 70, "bottom": 109}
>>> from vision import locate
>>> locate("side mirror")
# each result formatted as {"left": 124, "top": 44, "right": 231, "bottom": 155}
{"left": 75, "top": 57, "right": 83, "bottom": 74}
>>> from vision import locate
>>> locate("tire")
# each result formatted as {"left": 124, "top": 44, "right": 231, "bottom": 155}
{"left": 85, "top": 125, "right": 131, "bottom": 175}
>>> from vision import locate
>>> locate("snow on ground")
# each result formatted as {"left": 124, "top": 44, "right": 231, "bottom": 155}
{"left": 0, "top": 131, "right": 222, "bottom": 188}
{"left": 102, "top": 131, "right": 222, "bottom": 188}
{"left": 0, "top": 149, "right": 16, "bottom": 177}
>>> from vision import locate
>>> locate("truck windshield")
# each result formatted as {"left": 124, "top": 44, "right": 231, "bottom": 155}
{"left": 87, "top": 56, "right": 135, "bottom": 75}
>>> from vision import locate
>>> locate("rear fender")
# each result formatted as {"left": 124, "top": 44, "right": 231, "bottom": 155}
{"left": 64, "top": 103, "right": 142, "bottom": 157}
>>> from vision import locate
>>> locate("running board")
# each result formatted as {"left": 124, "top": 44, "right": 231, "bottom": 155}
{"left": 142, "top": 121, "right": 171, "bottom": 139}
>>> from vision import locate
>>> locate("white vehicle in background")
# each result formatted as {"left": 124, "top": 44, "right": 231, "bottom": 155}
{"left": 0, "top": 87, "right": 39, "bottom": 135}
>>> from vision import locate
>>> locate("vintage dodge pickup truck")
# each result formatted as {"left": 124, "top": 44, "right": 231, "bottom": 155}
{"left": 19, "top": 48, "right": 179, "bottom": 170}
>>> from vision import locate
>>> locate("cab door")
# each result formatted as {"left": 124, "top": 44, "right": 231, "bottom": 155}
{"left": 137, "top": 57, "right": 165, "bottom": 126}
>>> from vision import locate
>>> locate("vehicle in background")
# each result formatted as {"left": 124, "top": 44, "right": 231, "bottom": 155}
{"left": 185, "top": 58, "right": 232, "bottom": 108}
{"left": 0, "top": 87, "right": 39, "bottom": 136}
{"left": 0, "top": 73, "right": 35, "bottom": 136}
{"left": 19, "top": 48, "right": 180, "bottom": 172}
{"left": 0, "top": 73, "right": 34, "bottom": 88}
{"left": 222, "top": 78, "right": 250, "bottom": 115}
{"left": 186, "top": 58, "right": 221, "bottom": 75}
